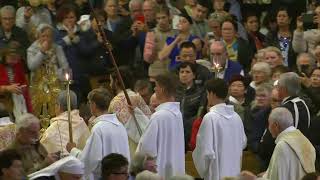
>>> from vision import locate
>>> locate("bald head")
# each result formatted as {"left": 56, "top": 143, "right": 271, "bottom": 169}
{"left": 210, "top": 41, "right": 228, "bottom": 66}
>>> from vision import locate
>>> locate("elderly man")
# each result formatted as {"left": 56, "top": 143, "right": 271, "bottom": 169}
{"left": 193, "top": 79, "right": 246, "bottom": 180}
{"left": 0, "top": 5, "right": 29, "bottom": 54}
{"left": 296, "top": 53, "right": 317, "bottom": 77}
{"left": 41, "top": 90, "right": 90, "bottom": 156}
{"left": 8, "top": 113, "right": 58, "bottom": 174}
{"left": 242, "top": 107, "right": 316, "bottom": 180}
{"left": 210, "top": 40, "right": 243, "bottom": 82}
{"left": 67, "top": 88, "right": 130, "bottom": 179}
{"left": 29, "top": 156, "right": 84, "bottom": 180}
{"left": 142, "top": 0, "right": 157, "bottom": 29}
{"left": 137, "top": 74, "right": 185, "bottom": 178}
{"left": 278, "top": 72, "right": 311, "bottom": 135}
{"left": 129, "top": 0, "right": 143, "bottom": 19}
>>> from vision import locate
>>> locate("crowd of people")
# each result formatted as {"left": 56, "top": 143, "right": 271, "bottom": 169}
{"left": 1, "top": 0, "right": 320, "bottom": 179}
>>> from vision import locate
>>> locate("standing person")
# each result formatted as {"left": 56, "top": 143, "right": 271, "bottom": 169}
{"left": 278, "top": 72, "right": 311, "bottom": 135}
{"left": 242, "top": 107, "right": 316, "bottom": 180}
{"left": 0, "top": 45, "right": 32, "bottom": 119}
{"left": 67, "top": 88, "right": 130, "bottom": 180}
{"left": 55, "top": 3, "right": 91, "bottom": 104}
{"left": 265, "top": 7, "right": 296, "bottom": 69}
{"left": 108, "top": 67, "right": 151, "bottom": 157}
{"left": 0, "top": 5, "right": 30, "bottom": 57}
{"left": 137, "top": 74, "right": 185, "bottom": 178}
{"left": 41, "top": 90, "right": 90, "bottom": 156}
{"left": 192, "top": 78, "right": 247, "bottom": 180}
{"left": 27, "top": 23, "right": 69, "bottom": 119}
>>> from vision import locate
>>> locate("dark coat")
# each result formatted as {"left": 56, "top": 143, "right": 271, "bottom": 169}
{"left": 265, "top": 30, "right": 297, "bottom": 70}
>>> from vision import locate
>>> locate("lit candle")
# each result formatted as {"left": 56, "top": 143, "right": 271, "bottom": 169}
{"left": 65, "top": 73, "right": 69, "bottom": 81}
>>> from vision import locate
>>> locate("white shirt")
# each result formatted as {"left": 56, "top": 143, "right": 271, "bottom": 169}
{"left": 70, "top": 114, "right": 130, "bottom": 180}
{"left": 192, "top": 103, "right": 247, "bottom": 180}
{"left": 137, "top": 102, "right": 185, "bottom": 178}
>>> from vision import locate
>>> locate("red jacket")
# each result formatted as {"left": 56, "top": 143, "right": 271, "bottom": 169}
{"left": 189, "top": 117, "right": 203, "bottom": 151}
{"left": 0, "top": 62, "right": 32, "bottom": 112}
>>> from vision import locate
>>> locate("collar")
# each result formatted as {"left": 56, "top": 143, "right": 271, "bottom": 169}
{"left": 209, "top": 103, "right": 227, "bottom": 112}
{"left": 155, "top": 102, "right": 180, "bottom": 112}
{"left": 0, "top": 117, "right": 13, "bottom": 126}
{"left": 282, "top": 96, "right": 291, "bottom": 104}
{"left": 94, "top": 113, "right": 121, "bottom": 126}
{"left": 275, "top": 126, "right": 296, "bottom": 144}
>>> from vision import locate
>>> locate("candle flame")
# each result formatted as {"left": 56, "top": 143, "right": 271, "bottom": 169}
{"left": 65, "top": 73, "right": 69, "bottom": 80}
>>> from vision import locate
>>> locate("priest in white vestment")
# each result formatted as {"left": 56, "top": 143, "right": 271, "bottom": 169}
{"left": 137, "top": 74, "right": 185, "bottom": 178}
{"left": 193, "top": 79, "right": 247, "bottom": 180}
{"left": 262, "top": 107, "right": 316, "bottom": 180}
{"left": 67, "top": 88, "right": 130, "bottom": 180}
{"left": 41, "top": 90, "right": 90, "bottom": 156}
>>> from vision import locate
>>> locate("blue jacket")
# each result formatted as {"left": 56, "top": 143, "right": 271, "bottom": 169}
{"left": 224, "top": 60, "right": 243, "bottom": 83}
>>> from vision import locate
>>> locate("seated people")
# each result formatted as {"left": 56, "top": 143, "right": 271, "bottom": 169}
{"left": 8, "top": 113, "right": 58, "bottom": 174}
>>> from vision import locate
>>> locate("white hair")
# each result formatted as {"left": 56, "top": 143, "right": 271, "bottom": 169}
{"left": 296, "top": 52, "right": 316, "bottom": 72}
{"left": 169, "top": 175, "right": 194, "bottom": 180}
{"left": 0, "top": 5, "right": 15, "bottom": 17}
{"left": 278, "top": 72, "right": 301, "bottom": 96}
{"left": 36, "top": 23, "right": 54, "bottom": 39}
{"left": 252, "top": 62, "right": 272, "bottom": 77}
{"left": 255, "top": 83, "right": 273, "bottom": 94}
{"left": 130, "top": 152, "right": 155, "bottom": 176}
{"left": 16, "top": 113, "right": 40, "bottom": 132}
{"left": 269, "top": 107, "right": 293, "bottom": 130}
{"left": 136, "top": 170, "right": 162, "bottom": 180}
{"left": 129, "top": 0, "right": 143, "bottom": 11}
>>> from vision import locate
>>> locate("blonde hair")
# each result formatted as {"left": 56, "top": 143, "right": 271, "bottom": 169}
{"left": 252, "top": 62, "right": 272, "bottom": 77}
{"left": 264, "top": 46, "right": 283, "bottom": 59}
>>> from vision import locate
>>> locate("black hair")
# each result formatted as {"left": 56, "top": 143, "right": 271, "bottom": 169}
{"left": 101, "top": 153, "right": 129, "bottom": 179}
{"left": 179, "top": 41, "right": 196, "bottom": 52}
{"left": 206, "top": 78, "right": 228, "bottom": 99}
{"left": 178, "top": 62, "right": 197, "bottom": 75}
{"left": 222, "top": 18, "right": 238, "bottom": 32}
{"left": 0, "top": 149, "right": 21, "bottom": 176}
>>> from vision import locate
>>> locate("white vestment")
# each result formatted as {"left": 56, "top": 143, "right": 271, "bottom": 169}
{"left": 28, "top": 156, "right": 84, "bottom": 180}
{"left": 192, "top": 103, "right": 247, "bottom": 180}
{"left": 263, "top": 126, "right": 316, "bottom": 180}
{"left": 41, "top": 110, "right": 90, "bottom": 156}
{"left": 137, "top": 102, "right": 185, "bottom": 178}
{"left": 70, "top": 114, "right": 130, "bottom": 180}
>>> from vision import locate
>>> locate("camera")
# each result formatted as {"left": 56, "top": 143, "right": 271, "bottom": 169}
{"left": 302, "top": 13, "right": 317, "bottom": 30}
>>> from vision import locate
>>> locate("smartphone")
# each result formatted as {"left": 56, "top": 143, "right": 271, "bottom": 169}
{"left": 135, "top": 15, "right": 145, "bottom": 23}
{"left": 302, "top": 13, "right": 317, "bottom": 30}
